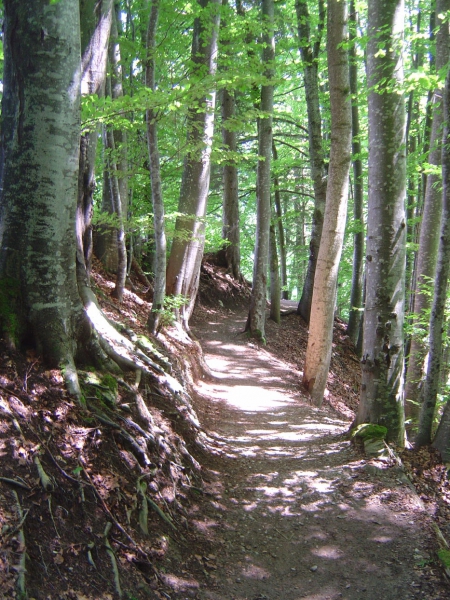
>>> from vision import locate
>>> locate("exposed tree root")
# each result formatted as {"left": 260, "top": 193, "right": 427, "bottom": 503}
{"left": 12, "top": 491, "right": 27, "bottom": 600}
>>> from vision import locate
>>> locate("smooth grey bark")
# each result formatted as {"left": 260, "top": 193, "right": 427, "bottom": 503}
{"left": 356, "top": 0, "right": 406, "bottom": 446}
{"left": 77, "top": 0, "right": 113, "bottom": 280}
{"left": 346, "top": 0, "right": 365, "bottom": 345}
{"left": 246, "top": 0, "right": 274, "bottom": 341}
{"left": 145, "top": 0, "right": 167, "bottom": 334}
{"left": 104, "top": 126, "right": 127, "bottom": 303}
{"left": 0, "top": 0, "right": 83, "bottom": 393}
{"left": 404, "top": 0, "right": 449, "bottom": 427}
{"left": 272, "top": 141, "right": 289, "bottom": 300}
{"left": 94, "top": 5, "right": 129, "bottom": 282}
{"left": 302, "top": 0, "right": 352, "bottom": 406}
{"left": 295, "top": 0, "right": 327, "bottom": 323}
{"left": 269, "top": 222, "right": 281, "bottom": 323}
{"left": 416, "top": 71, "right": 450, "bottom": 450}
{"left": 166, "top": 0, "right": 221, "bottom": 329}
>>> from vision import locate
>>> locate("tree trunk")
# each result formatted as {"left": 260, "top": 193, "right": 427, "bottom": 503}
{"left": 302, "top": 0, "right": 352, "bottom": 406}
{"left": 417, "top": 70, "right": 450, "bottom": 449}
{"left": 145, "top": 0, "right": 167, "bottom": 334}
{"left": 0, "top": 0, "right": 83, "bottom": 394}
{"left": 356, "top": 0, "right": 406, "bottom": 446}
{"left": 269, "top": 223, "right": 281, "bottom": 323}
{"left": 166, "top": 0, "right": 221, "bottom": 329}
{"left": 221, "top": 86, "right": 241, "bottom": 281}
{"left": 273, "top": 141, "right": 289, "bottom": 299}
{"left": 77, "top": 0, "right": 113, "bottom": 279}
{"left": 104, "top": 126, "right": 127, "bottom": 303}
{"left": 221, "top": 0, "right": 241, "bottom": 281}
{"left": 295, "top": 0, "right": 327, "bottom": 323}
{"left": 346, "top": 0, "right": 365, "bottom": 345}
{"left": 246, "top": 0, "right": 274, "bottom": 341}
{"left": 404, "top": 0, "right": 449, "bottom": 428}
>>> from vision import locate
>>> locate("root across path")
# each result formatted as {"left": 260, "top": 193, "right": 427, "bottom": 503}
{"left": 190, "top": 306, "right": 448, "bottom": 600}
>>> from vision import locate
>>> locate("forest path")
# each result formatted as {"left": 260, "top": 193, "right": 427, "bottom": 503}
{"left": 189, "top": 305, "right": 444, "bottom": 600}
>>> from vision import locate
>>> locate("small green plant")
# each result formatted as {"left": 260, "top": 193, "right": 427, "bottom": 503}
{"left": 154, "top": 295, "right": 189, "bottom": 332}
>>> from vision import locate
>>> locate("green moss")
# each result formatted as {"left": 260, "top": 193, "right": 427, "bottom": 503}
{"left": 438, "top": 548, "right": 450, "bottom": 568}
{"left": 351, "top": 423, "right": 388, "bottom": 440}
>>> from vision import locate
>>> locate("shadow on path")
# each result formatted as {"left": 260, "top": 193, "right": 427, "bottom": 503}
{"left": 186, "top": 309, "right": 442, "bottom": 600}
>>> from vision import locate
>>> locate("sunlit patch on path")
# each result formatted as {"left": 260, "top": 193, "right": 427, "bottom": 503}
{"left": 189, "top": 309, "right": 440, "bottom": 600}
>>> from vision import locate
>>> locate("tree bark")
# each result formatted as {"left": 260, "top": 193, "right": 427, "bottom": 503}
{"left": 269, "top": 223, "right": 281, "bottom": 323}
{"left": 273, "top": 141, "right": 289, "bottom": 299}
{"left": 404, "top": 0, "right": 449, "bottom": 427}
{"left": 295, "top": 0, "right": 327, "bottom": 323}
{"left": 417, "top": 70, "right": 450, "bottom": 449}
{"left": 246, "top": 0, "right": 274, "bottom": 341}
{"left": 77, "top": 0, "right": 113, "bottom": 279}
{"left": 166, "top": 0, "right": 221, "bottom": 329}
{"left": 346, "top": 0, "right": 365, "bottom": 345}
{"left": 145, "top": 0, "right": 167, "bottom": 334}
{"left": 221, "top": 86, "right": 241, "bottom": 281}
{"left": 0, "top": 0, "right": 83, "bottom": 394}
{"left": 356, "top": 0, "right": 406, "bottom": 446}
{"left": 302, "top": 0, "right": 352, "bottom": 406}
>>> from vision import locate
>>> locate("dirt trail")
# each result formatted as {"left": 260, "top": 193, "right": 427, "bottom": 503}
{"left": 189, "top": 306, "right": 447, "bottom": 600}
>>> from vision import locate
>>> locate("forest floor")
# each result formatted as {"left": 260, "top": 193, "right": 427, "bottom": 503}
{"left": 0, "top": 257, "right": 450, "bottom": 599}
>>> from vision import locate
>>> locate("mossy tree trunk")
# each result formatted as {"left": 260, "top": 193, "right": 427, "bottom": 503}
{"left": 0, "top": 0, "right": 85, "bottom": 392}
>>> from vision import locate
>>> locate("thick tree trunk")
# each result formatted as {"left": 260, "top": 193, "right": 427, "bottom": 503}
{"left": 166, "top": 0, "right": 221, "bottom": 329}
{"left": 145, "top": 0, "right": 167, "bottom": 334}
{"left": 356, "top": 0, "right": 406, "bottom": 446}
{"left": 246, "top": 0, "right": 274, "bottom": 341}
{"left": 417, "top": 71, "right": 450, "bottom": 449}
{"left": 295, "top": 0, "right": 327, "bottom": 323}
{"left": 404, "top": 0, "right": 449, "bottom": 427}
{"left": 0, "top": 0, "right": 83, "bottom": 394}
{"left": 346, "top": 0, "right": 365, "bottom": 345}
{"left": 302, "top": 0, "right": 352, "bottom": 406}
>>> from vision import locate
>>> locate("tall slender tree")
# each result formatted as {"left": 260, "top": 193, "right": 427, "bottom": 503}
{"left": 295, "top": 0, "right": 327, "bottom": 323}
{"left": 166, "top": 0, "right": 221, "bottom": 329}
{"left": 145, "top": 0, "right": 167, "bottom": 334}
{"left": 346, "top": 0, "right": 365, "bottom": 346}
{"left": 356, "top": 0, "right": 407, "bottom": 446}
{"left": 404, "top": 0, "right": 450, "bottom": 427}
{"left": 246, "top": 0, "right": 275, "bottom": 341}
{"left": 417, "top": 68, "right": 450, "bottom": 450}
{"left": 302, "top": 0, "right": 352, "bottom": 405}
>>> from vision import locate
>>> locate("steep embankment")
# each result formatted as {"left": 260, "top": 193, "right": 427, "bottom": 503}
{"left": 0, "top": 257, "right": 449, "bottom": 599}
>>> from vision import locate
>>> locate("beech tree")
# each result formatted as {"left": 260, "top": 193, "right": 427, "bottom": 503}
{"left": 302, "top": 0, "right": 352, "bottom": 405}
{"left": 295, "top": 0, "right": 327, "bottom": 323}
{"left": 165, "top": 0, "right": 221, "bottom": 329}
{"left": 0, "top": 0, "right": 85, "bottom": 393}
{"left": 145, "top": 0, "right": 167, "bottom": 334}
{"left": 246, "top": 0, "right": 275, "bottom": 341}
{"left": 404, "top": 0, "right": 450, "bottom": 427}
{"left": 356, "top": 0, "right": 407, "bottom": 446}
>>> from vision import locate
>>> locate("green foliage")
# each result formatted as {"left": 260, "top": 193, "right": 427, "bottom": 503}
{"left": 351, "top": 423, "right": 388, "bottom": 440}
{"left": 154, "top": 295, "right": 189, "bottom": 331}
